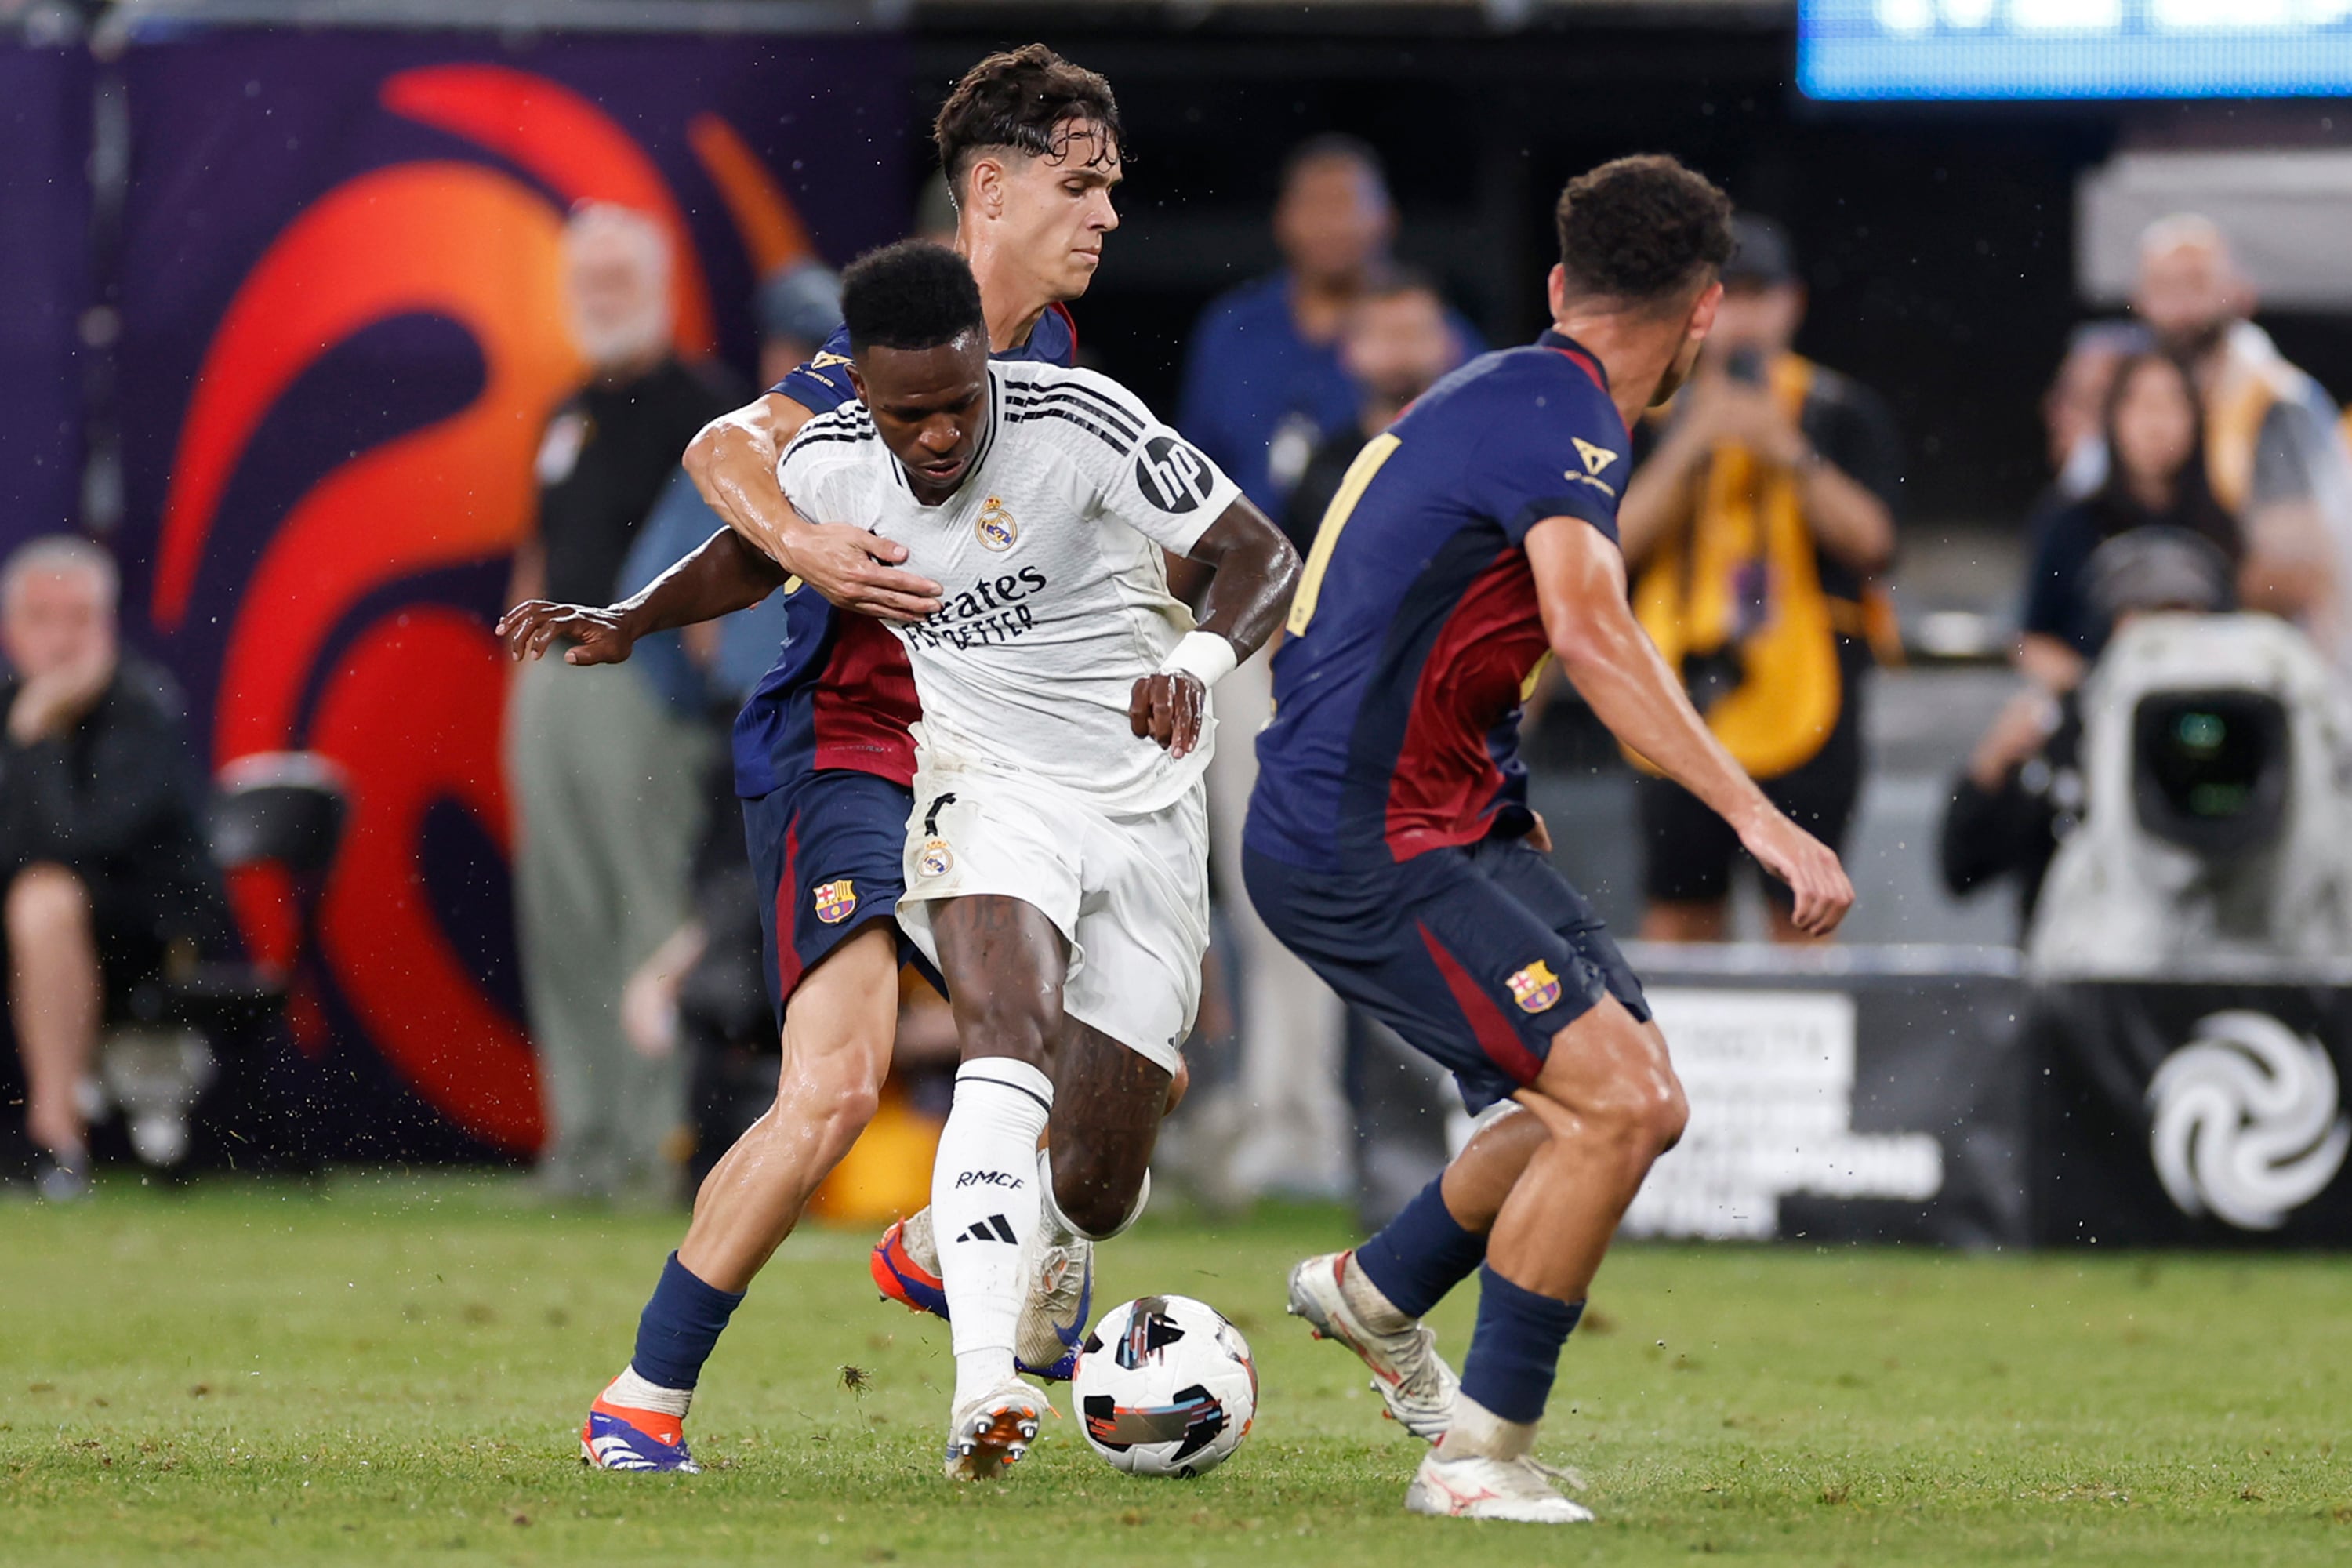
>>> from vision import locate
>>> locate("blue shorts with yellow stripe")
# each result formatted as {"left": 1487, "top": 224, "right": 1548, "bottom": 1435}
{"left": 1243, "top": 833, "right": 1649, "bottom": 1113}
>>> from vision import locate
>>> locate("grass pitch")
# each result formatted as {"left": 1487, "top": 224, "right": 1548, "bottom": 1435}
{"left": 3, "top": 1178, "right": 2350, "bottom": 1566}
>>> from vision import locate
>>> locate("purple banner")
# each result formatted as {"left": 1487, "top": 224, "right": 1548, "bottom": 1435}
{"left": 111, "top": 28, "right": 907, "bottom": 1157}
{"left": 0, "top": 42, "right": 89, "bottom": 546}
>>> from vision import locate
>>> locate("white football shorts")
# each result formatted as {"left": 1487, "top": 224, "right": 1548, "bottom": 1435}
{"left": 895, "top": 765, "right": 1210, "bottom": 1076}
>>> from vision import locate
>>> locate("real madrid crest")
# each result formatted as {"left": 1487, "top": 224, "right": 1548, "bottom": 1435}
{"left": 1506, "top": 960, "right": 1563, "bottom": 1014}
{"left": 918, "top": 838, "right": 955, "bottom": 878}
{"left": 975, "top": 496, "right": 1018, "bottom": 552}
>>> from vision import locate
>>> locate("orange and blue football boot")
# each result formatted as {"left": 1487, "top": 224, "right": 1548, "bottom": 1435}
{"left": 872, "top": 1210, "right": 949, "bottom": 1320}
{"left": 581, "top": 1392, "right": 699, "bottom": 1473}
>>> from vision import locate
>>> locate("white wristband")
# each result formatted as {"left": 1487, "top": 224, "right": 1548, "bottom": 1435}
{"left": 1158, "top": 630, "right": 1238, "bottom": 689}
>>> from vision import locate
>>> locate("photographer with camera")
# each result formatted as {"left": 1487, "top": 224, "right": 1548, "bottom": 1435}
{"left": 1617, "top": 214, "right": 1903, "bottom": 943}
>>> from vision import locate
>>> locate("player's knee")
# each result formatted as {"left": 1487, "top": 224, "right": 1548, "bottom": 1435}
{"left": 811, "top": 1072, "right": 883, "bottom": 1148}
{"left": 1618, "top": 1069, "right": 1686, "bottom": 1159}
{"left": 6, "top": 862, "right": 89, "bottom": 943}
{"left": 775, "top": 1044, "right": 885, "bottom": 1149}
{"left": 1650, "top": 1069, "right": 1690, "bottom": 1156}
{"left": 1580, "top": 1069, "right": 1686, "bottom": 1165}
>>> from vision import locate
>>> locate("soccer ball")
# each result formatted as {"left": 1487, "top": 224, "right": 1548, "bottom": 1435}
{"left": 1071, "top": 1294, "right": 1257, "bottom": 1478}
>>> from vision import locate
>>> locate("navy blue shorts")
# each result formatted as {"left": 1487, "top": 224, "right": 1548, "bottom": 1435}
{"left": 1243, "top": 835, "right": 1650, "bottom": 1113}
{"left": 742, "top": 768, "right": 926, "bottom": 1030}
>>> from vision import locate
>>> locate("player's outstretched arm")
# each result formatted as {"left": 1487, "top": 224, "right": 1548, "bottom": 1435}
{"left": 496, "top": 527, "right": 788, "bottom": 668}
{"left": 684, "top": 391, "right": 945, "bottom": 622}
{"left": 1130, "top": 497, "right": 1301, "bottom": 760}
{"left": 1524, "top": 515, "right": 1853, "bottom": 937}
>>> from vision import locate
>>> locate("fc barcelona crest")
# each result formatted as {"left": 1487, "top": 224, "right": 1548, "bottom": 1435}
{"left": 1506, "top": 960, "right": 1562, "bottom": 1013}
{"left": 975, "top": 497, "right": 1018, "bottom": 552}
{"left": 812, "top": 879, "right": 858, "bottom": 925}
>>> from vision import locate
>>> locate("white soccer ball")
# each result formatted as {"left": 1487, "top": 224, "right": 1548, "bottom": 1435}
{"left": 1072, "top": 1294, "right": 1258, "bottom": 1478}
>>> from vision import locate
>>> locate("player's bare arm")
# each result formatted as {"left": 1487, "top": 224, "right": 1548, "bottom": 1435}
{"left": 1127, "top": 498, "right": 1301, "bottom": 759}
{"left": 496, "top": 525, "right": 786, "bottom": 666}
{"left": 1524, "top": 514, "right": 1853, "bottom": 936}
{"left": 684, "top": 390, "right": 946, "bottom": 622}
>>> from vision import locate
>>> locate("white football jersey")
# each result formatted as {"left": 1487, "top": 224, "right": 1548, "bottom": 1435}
{"left": 776, "top": 360, "right": 1243, "bottom": 814}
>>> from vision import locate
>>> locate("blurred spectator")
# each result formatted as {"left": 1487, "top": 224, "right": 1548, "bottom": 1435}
{"left": 505, "top": 204, "right": 742, "bottom": 1204}
{"left": 2018, "top": 351, "right": 2241, "bottom": 690}
{"left": 606, "top": 472, "right": 788, "bottom": 1119}
{"left": 603, "top": 249, "right": 820, "bottom": 1120}
{"left": 1944, "top": 527, "right": 2234, "bottom": 938}
{"left": 0, "top": 536, "right": 230, "bottom": 1201}
{"left": 1178, "top": 135, "right": 1479, "bottom": 513}
{"left": 2130, "top": 214, "right": 2352, "bottom": 660}
{"left": 1194, "top": 271, "right": 1465, "bottom": 1205}
{"left": 912, "top": 170, "right": 960, "bottom": 249}
{"left": 1617, "top": 213, "right": 1902, "bottom": 944}
{"left": 2040, "top": 320, "right": 2150, "bottom": 501}
{"left": 1182, "top": 144, "right": 1475, "bottom": 1198}
{"left": 1282, "top": 268, "right": 1468, "bottom": 552}
{"left": 753, "top": 260, "right": 843, "bottom": 393}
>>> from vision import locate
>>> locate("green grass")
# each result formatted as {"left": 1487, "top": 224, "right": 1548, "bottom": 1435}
{"left": 2, "top": 1178, "right": 2350, "bottom": 1565}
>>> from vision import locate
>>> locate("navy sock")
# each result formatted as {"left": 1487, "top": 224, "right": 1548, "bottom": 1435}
{"left": 630, "top": 1253, "right": 746, "bottom": 1391}
{"left": 1352, "top": 1175, "right": 1488, "bottom": 1319}
{"left": 1457, "top": 1264, "right": 1584, "bottom": 1425}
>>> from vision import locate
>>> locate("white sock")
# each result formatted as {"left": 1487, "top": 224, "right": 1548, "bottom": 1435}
{"left": 934, "top": 1058, "right": 1054, "bottom": 1410}
{"left": 606, "top": 1364, "right": 691, "bottom": 1419}
{"left": 1438, "top": 1392, "right": 1537, "bottom": 1462}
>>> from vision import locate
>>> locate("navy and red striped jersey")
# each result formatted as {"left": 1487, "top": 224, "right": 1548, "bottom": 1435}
{"left": 731, "top": 305, "right": 1080, "bottom": 799}
{"left": 1245, "top": 329, "right": 1628, "bottom": 869}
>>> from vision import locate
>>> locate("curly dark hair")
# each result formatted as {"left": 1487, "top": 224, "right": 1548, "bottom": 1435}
{"left": 840, "top": 241, "right": 985, "bottom": 354}
{"left": 1555, "top": 154, "right": 1735, "bottom": 307}
{"left": 932, "top": 45, "right": 1123, "bottom": 198}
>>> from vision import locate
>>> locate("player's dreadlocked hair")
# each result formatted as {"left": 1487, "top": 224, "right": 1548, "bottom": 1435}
{"left": 840, "top": 241, "right": 985, "bottom": 354}
{"left": 933, "top": 44, "right": 1123, "bottom": 200}
{"left": 1555, "top": 154, "right": 1735, "bottom": 309}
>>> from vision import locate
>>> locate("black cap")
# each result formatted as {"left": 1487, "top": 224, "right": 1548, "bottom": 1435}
{"left": 2087, "top": 526, "right": 2234, "bottom": 624}
{"left": 1722, "top": 212, "right": 1796, "bottom": 289}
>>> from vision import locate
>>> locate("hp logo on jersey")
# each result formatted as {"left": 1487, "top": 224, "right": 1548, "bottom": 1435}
{"left": 1134, "top": 436, "right": 1216, "bottom": 514}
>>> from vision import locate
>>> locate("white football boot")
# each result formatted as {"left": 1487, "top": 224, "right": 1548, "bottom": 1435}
{"left": 1013, "top": 1236, "right": 1093, "bottom": 1381}
{"left": 1404, "top": 1450, "right": 1595, "bottom": 1523}
{"left": 942, "top": 1378, "right": 1047, "bottom": 1482}
{"left": 1287, "top": 1250, "right": 1459, "bottom": 1440}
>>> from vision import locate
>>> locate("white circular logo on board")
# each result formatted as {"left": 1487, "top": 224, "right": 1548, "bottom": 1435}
{"left": 2147, "top": 1011, "right": 2350, "bottom": 1231}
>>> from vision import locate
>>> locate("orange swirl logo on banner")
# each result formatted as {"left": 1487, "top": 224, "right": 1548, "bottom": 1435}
{"left": 151, "top": 64, "right": 808, "bottom": 1151}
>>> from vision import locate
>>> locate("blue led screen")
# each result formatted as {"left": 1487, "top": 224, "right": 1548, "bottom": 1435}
{"left": 1800, "top": 0, "right": 2352, "bottom": 100}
